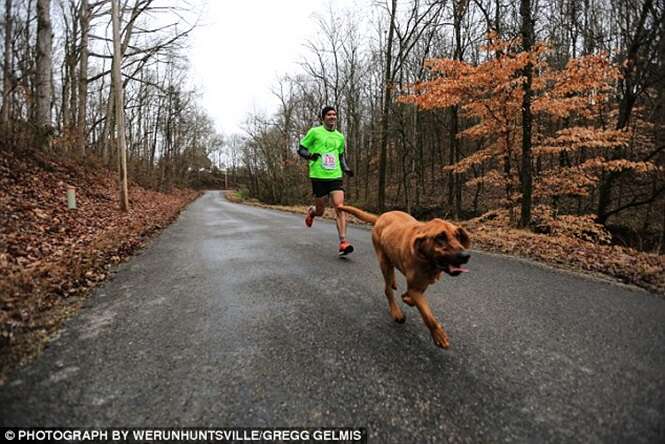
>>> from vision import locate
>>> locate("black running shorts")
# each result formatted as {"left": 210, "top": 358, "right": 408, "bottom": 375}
{"left": 311, "top": 179, "right": 344, "bottom": 198}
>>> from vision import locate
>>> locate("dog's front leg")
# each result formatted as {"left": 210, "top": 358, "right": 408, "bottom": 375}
{"left": 377, "top": 254, "right": 405, "bottom": 323}
{"left": 406, "top": 289, "right": 449, "bottom": 349}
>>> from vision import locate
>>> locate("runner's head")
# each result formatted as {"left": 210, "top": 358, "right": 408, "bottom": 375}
{"left": 321, "top": 106, "right": 337, "bottom": 129}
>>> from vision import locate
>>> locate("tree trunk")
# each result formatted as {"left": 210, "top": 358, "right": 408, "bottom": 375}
{"left": 67, "top": 0, "right": 78, "bottom": 137}
{"left": 660, "top": 202, "right": 665, "bottom": 255}
{"left": 150, "top": 98, "right": 161, "bottom": 179}
{"left": 519, "top": 0, "right": 534, "bottom": 228}
{"left": 1, "top": 0, "right": 12, "bottom": 124}
{"left": 101, "top": 87, "right": 114, "bottom": 163}
{"left": 35, "top": 0, "right": 52, "bottom": 133}
{"left": 111, "top": 0, "right": 129, "bottom": 211}
{"left": 451, "top": 0, "right": 467, "bottom": 219}
{"left": 77, "top": 0, "right": 89, "bottom": 155}
{"left": 447, "top": 118, "right": 455, "bottom": 209}
{"left": 503, "top": 131, "right": 513, "bottom": 221}
{"left": 61, "top": 31, "right": 71, "bottom": 134}
{"left": 449, "top": 105, "right": 462, "bottom": 217}
{"left": 377, "top": 0, "right": 397, "bottom": 212}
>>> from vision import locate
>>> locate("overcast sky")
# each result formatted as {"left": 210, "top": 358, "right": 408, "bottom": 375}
{"left": 188, "top": 0, "right": 367, "bottom": 136}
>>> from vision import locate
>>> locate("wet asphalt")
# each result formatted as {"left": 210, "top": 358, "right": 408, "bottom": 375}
{"left": 1, "top": 191, "right": 664, "bottom": 443}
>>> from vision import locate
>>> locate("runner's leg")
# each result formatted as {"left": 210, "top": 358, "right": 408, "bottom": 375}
{"left": 330, "top": 190, "right": 346, "bottom": 241}
{"left": 306, "top": 181, "right": 327, "bottom": 227}
{"left": 314, "top": 196, "right": 326, "bottom": 217}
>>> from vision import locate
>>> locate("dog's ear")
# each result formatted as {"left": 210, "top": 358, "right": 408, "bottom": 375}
{"left": 455, "top": 227, "right": 471, "bottom": 249}
{"left": 412, "top": 233, "right": 430, "bottom": 260}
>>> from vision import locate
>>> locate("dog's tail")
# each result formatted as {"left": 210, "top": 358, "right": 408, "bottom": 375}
{"left": 339, "top": 205, "right": 378, "bottom": 225}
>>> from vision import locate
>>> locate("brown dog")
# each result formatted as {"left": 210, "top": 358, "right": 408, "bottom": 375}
{"left": 339, "top": 205, "right": 470, "bottom": 349}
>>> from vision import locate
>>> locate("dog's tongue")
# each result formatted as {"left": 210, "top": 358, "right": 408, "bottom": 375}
{"left": 449, "top": 266, "right": 469, "bottom": 273}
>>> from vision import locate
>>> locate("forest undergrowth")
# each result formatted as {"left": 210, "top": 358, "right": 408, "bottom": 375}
{"left": 0, "top": 149, "right": 200, "bottom": 383}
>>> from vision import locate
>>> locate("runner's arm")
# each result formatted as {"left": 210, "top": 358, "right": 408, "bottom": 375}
{"left": 297, "top": 144, "right": 320, "bottom": 161}
{"left": 340, "top": 153, "right": 354, "bottom": 177}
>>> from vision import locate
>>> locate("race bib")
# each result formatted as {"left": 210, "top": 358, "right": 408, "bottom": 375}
{"left": 321, "top": 153, "right": 337, "bottom": 170}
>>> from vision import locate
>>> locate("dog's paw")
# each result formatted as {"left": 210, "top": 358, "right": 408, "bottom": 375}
{"left": 401, "top": 293, "right": 415, "bottom": 306}
{"left": 431, "top": 326, "right": 449, "bottom": 349}
{"left": 389, "top": 306, "right": 406, "bottom": 323}
{"left": 391, "top": 279, "right": 397, "bottom": 290}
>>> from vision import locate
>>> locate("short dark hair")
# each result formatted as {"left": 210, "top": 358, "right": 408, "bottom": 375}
{"left": 320, "top": 106, "right": 336, "bottom": 120}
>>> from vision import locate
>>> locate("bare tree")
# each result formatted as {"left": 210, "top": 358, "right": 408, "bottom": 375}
{"left": 519, "top": 0, "right": 534, "bottom": 227}
{"left": 377, "top": 0, "right": 397, "bottom": 212}
{"left": 377, "top": 0, "right": 445, "bottom": 211}
{"left": 111, "top": 0, "right": 128, "bottom": 211}
{"left": 1, "top": 0, "right": 12, "bottom": 124}
{"left": 449, "top": 0, "right": 469, "bottom": 218}
{"left": 77, "top": 0, "right": 89, "bottom": 154}
{"left": 35, "top": 0, "right": 52, "bottom": 133}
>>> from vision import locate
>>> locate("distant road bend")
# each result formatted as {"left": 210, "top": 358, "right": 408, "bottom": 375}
{"left": 1, "top": 191, "right": 664, "bottom": 443}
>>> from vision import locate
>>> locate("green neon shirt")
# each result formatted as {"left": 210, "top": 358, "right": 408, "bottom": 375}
{"left": 300, "top": 125, "right": 345, "bottom": 179}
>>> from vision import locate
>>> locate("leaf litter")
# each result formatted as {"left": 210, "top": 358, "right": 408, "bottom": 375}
{"left": 0, "top": 149, "right": 199, "bottom": 383}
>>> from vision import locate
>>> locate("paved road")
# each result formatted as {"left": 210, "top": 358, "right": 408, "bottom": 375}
{"left": 2, "top": 191, "right": 664, "bottom": 443}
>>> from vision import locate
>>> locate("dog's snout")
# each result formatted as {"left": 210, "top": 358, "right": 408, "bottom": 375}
{"left": 457, "top": 252, "right": 470, "bottom": 264}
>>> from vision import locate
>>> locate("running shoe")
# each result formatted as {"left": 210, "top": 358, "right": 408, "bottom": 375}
{"left": 305, "top": 206, "right": 315, "bottom": 227}
{"left": 338, "top": 240, "right": 354, "bottom": 256}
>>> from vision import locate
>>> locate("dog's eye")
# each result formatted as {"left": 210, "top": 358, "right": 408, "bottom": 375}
{"left": 435, "top": 233, "right": 448, "bottom": 244}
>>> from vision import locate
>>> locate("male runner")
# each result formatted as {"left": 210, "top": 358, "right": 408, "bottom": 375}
{"left": 297, "top": 106, "right": 354, "bottom": 255}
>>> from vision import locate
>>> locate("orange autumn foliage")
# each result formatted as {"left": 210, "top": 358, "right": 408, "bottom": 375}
{"left": 398, "top": 34, "right": 657, "bottom": 210}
